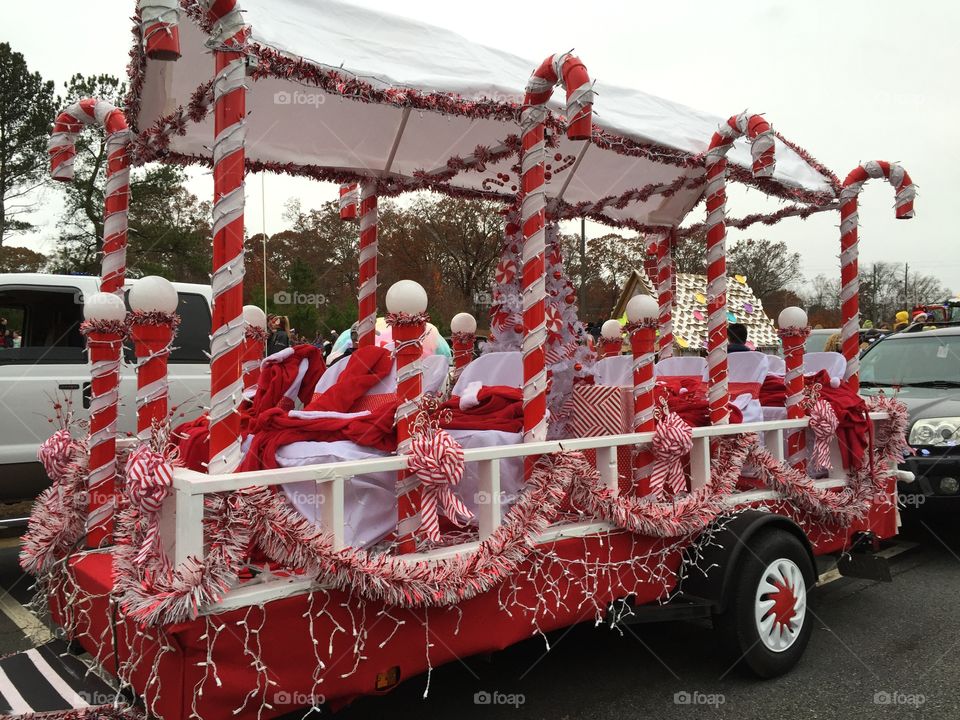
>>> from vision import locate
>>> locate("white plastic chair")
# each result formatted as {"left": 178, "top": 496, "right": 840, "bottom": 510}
{"left": 727, "top": 351, "right": 769, "bottom": 424}
{"left": 593, "top": 355, "right": 633, "bottom": 387}
{"left": 655, "top": 356, "right": 708, "bottom": 379}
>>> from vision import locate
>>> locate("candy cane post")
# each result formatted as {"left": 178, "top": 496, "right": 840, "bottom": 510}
{"left": 599, "top": 319, "right": 623, "bottom": 358}
{"left": 520, "top": 52, "right": 593, "bottom": 442}
{"left": 778, "top": 307, "right": 810, "bottom": 473}
{"left": 625, "top": 295, "right": 659, "bottom": 496}
{"left": 839, "top": 161, "right": 916, "bottom": 392}
{"left": 129, "top": 278, "right": 180, "bottom": 442}
{"left": 242, "top": 305, "right": 268, "bottom": 395}
{"left": 703, "top": 112, "right": 775, "bottom": 424}
{"left": 137, "top": 0, "right": 181, "bottom": 60}
{"left": 49, "top": 98, "right": 130, "bottom": 297}
{"left": 386, "top": 281, "right": 429, "bottom": 553}
{"left": 79, "top": 293, "right": 127, "bottom": 547}
{"left": 207, "top": 0, "right": 248, "bottom": 474}
{"left": 358, "top": 183, "right": 379, "bottom": 348}
{"left": 655, "top": 230, "right": 675, "bottom": 359}
{"left": 450, "top": 312, "right": 477, "bottom": 378}
{"left": 339, "top": 182, "right": 359, "bottom": 220}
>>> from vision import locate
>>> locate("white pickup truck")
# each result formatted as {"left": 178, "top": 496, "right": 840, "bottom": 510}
{"left": 0, "top": 274, "right": 211, "bottom": 511}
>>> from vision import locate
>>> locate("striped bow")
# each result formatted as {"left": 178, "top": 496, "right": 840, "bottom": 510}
{"left": 809, "top": 399, "right": 838, "bottom": 472}
{"left": 38, "top": 429, "right": 75, "bottom": 482}
{"left": 408, "top": 429, "right": 473, "bottom": 542}
{"left": 651, "top": 412, "right": 694, "bottom": 498}
{"left": 125, "top": 444, "right": 175, "bottom": 565}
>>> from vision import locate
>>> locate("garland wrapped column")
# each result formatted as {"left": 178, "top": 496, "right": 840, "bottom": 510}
{"left": 137, "top": 0, "right": 181, "bottom": 60}
{"left": 386, "top": 281, "right": 429, "bottom": 553}
{"left": 339, "top": 183, "right": 358, "bottom": 220}
{"left": 626, "top": 295, "right": 658, "bottom": 496}
{"left": 129, "top": 278, "right": 180, "bottom": 442}
{"left": 79, "top": 295, "right": 127, "bottom": 546}
{"left": 703, "top": 112, "right": 776, "bottom": 424}
{"left": 839, "top": 161, "right": 916, "bottom": 392}
{"left": 450, "top": 312, "right": 477, "bottom": 379}
{"left": 520, "top": 52, "right": 593, "bottom": 443}
{"left": 778, "top": 307, "right": 810, "bottom": 473}
{"left": 242, "top": 305, "right": 268, "bottom": 395}
{"left": 656, "top": 230, "right": 675, "bottom": 359}
{"left": 599, "top": 319, "right": 623, "bottom": 358}
{"left": 207, "top": 0, "right": 247, "bottom": 474}
{"left": 358, "top": 183, "right": 379, "bottom": 348}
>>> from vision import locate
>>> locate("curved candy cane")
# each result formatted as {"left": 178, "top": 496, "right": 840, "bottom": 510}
{"left": 703, "top": 112, "right": 775, "bottom": 424}
{"left": 655, "top": 230, "right": 675, "bottom": 359}
{"left": 520, "top": 52, "right": 593, "bottom": 443}
{"left": 839, "top": 161, "right": 916, "bottom": 392}
{"left": 49, "top": 98, "right": 130, "bottom": 296}
{"left": 206, "top": 0, "right": 248, "bottom": 474}
{"left": 339, "top": 183, "right": 358, "bottom": 220}
{"left": 137, "top": 0, "right": 181, "bottom": 60}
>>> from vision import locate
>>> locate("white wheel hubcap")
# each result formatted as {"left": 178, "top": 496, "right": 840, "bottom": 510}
{"left": 754, "top": 558, "right": 806, "bottom": 653}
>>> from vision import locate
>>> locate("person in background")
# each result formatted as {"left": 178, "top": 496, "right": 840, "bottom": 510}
{"left": 267, "top": 315, "right": 291, "bottom": 355}
{"left": 10, "top": 331, "right": 21, "bottom": 348}
{"left": 823, "top": 332, "right": 842, "bottom": 352}
{"left": 893, "top": 310, "right": 910, "bottom": 331}
{"left": 327, "top": 323, "right": 359, "bottom": 367}
{"left": 727, "top": 323, "right": 750, "bottom": 353}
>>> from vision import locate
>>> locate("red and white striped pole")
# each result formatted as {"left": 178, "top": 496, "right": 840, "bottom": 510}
{"left": 339, "top": 183, "right": 359, "bottom": 221}
{"left": 778, "top": 307, "right": 810, "bottom": 473}
{"left": 129, "top": 277, "right": 179, "bottom": 442}
{"left": 207, "top": 0, "right": 247, "bottom": 474}
{"left": 49, "top": 98, "right": 130, "bottom": 297}
{"left": 450, "top": 312, "right": 477, "bottom": 379}
{"left": 79, "top": 294, "right": 127, "bottom": 547}
{"left": 703, "top": 112, "right": 776, "bottom": 425}
{"left": 358, "top": 183, "right": 378, "bottom": 348}
{"left": 626, "top": 295, "right": 659, "bottom": 497}
{"left": 49, "top": 98, "right": 130, "bottom": 547}
{"left": 242, "top": 305, "right": 267, "bottom": 396}
{"left": 520, "top": 52, "right": 593, "bottom": 442}
{"left": 655, "top": 230, "right": 675, "bottom": 359}
{"left": 839, "top": 161, "right": 916, "bottom": 392}
{"left": 599, "top": 319, "right": 623, "bottom": 358}
{"left": 386, "top": 281, "right": 429, "bottom": 553}
{"left": 137, "top": 0, "right": 181, "bottom": 60}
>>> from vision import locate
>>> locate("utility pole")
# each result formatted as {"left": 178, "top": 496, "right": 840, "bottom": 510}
{"left": 579, "top": 216, "right": 587, "bottom": 318}
{"left": 904, "top": 262, "right": 909, "bottom": 307}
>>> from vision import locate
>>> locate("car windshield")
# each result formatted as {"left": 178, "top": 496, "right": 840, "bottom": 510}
{"left": 804, "top": 329, "right": 836, "bottom": 355}
{"left": 860, "top": 335, "right": 960, "bottom": 386}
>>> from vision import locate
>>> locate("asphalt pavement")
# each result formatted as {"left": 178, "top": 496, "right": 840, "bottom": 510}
{"left": 1, "top": 514, "right": 958, "bottom": 719}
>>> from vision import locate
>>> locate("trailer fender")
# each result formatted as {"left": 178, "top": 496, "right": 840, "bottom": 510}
{"left": 679, "top": 510, "right": 817, "bottom": 614}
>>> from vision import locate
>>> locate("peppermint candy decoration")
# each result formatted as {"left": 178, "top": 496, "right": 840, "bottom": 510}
{"left": 651, "top": 412, "right": 694, "bottom": 498}
{"left": 808, "top": 399, "right": 839, "bottom": 472}
{"left": 495, "top": 258, "right": 517, "bottom": 285}
{"left": 38, "top": 429, "right": 76, "bottom": 482}
{"left": 408, "top": 429, "right": 473, "bottom": 542}
{"left": 545, "top": 305, "right": 564, "bottom": 340}
{"left": 125, "top": 444, "right": 175, "bottom": 565}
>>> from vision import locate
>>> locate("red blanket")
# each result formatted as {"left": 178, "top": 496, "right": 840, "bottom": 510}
{"left": 438, "top": 387, "right": 525, "bottom": 433}
{"left": 654, "top": 376, "right": 744, "bottom": 427}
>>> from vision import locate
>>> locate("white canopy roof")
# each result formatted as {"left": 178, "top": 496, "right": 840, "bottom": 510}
{"left": 132, "top": 0, "right": 837, "bottom": 228}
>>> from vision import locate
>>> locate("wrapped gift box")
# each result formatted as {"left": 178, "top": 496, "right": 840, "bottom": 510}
{"left": 569, "top": 384, "right": 633, "bottom": 437}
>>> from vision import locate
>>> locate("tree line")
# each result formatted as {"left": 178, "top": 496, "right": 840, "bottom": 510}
{"left": 1, "top": 43, "right": 949, "bottom": 338}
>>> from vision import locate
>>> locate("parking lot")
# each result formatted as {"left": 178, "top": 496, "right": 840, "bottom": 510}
{"left": 2, "top": 513, "right": 957, "bottom": 719}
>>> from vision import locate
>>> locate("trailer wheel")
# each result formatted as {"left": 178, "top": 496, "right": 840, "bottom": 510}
{"left": 714, "top": 529, "right": 814, "bottom": 678}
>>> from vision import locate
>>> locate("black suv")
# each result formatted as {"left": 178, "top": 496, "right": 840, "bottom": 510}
{"left": 859, "top": 327, "right": 960, "bottom": 503}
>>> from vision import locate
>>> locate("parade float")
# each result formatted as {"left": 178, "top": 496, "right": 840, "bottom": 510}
{"left": 13, "top": 1, "right": 919, "bottom": 718}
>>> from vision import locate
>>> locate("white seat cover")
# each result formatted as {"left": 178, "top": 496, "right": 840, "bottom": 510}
{"left": 452, "top": 352, "right": 522, "bottom": 395}
{"left": 655, "top": 356, "right": 707, "bottom": 379}
{"left": 804, "top": 351, "right": 846, "bottom": 382}
{"left": 312, "top": 350, "right": 449, "bottom": 397}
{"left": 593, "top": 355, "right": 633, "bottom": 387}
{"left": 728, "top": 351, "right": 769, "bottom": 424}
{"left": 765, "top": 354, "right": 786, "bottom": 376}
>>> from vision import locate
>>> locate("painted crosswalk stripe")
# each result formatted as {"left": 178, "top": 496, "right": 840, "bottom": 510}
{"left": 0, "top": 664, "right": 31, "bottom": 715}
{"left": 26, "top": 648, "right": 90, "bottom": 708}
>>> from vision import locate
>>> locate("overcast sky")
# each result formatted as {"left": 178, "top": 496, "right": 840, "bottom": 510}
{"left": 2, "top": 0, "right": 957, "bottom": 292}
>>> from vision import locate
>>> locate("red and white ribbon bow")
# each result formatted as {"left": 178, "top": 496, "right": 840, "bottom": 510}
{"left": 651, "top": 412, "right": 694, "bottom": 498}
{"left": 38, "top": 429, "right": 75, "bottom": 482}
{"left": 808, "top": 399, "right": 839, "bottom": 472}
{"left": 408, "top": 429, "right": 473, "bottom": 542}
{"left": 125, "top": 444, "right": 175, "bottom": 565}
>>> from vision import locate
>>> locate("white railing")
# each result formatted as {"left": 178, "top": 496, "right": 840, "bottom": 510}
{"left": 164, "top": 414, "right": 891, "bottom": 611}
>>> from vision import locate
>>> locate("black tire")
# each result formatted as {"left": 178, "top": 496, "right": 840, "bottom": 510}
{"left": 713, "top": 529, "right": 815, "bottom": 678}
